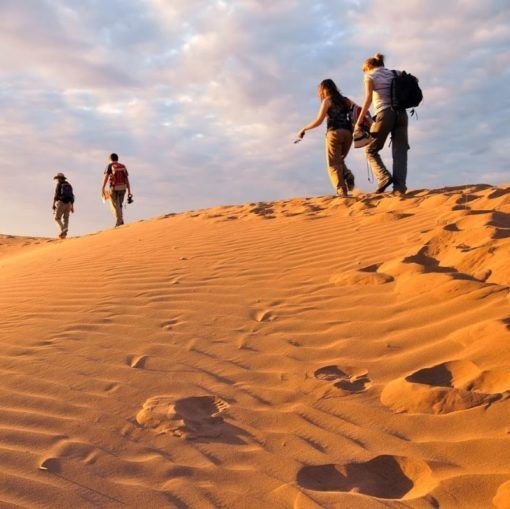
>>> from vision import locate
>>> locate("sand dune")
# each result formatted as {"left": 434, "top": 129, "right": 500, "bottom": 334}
{"left": 0, "top": 234, "right": 53, "bottom": 260}
{"left": 0, "top": 184, "right": 509, "bottom": 508}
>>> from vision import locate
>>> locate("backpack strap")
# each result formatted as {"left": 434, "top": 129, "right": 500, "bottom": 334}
{"left": 390, "top": 70, "right": 397, "bottom": 111}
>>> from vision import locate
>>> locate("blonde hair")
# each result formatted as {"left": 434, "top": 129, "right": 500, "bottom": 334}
{"left": 362, "top": 53, "right": 385, "bottom": 72}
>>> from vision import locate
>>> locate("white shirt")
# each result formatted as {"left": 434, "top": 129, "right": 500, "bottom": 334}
{"left": 365, "top": 67, "right": 395, "bottom": 114}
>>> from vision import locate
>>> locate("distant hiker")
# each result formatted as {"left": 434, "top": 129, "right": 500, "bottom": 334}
{"left": 52, "top": 172, "right": 74, "bottom": 239}
{"left": 354, "top": 53, "right": 410, "bottom": 196}
{"left": 297, "top": 79, "right": 355, "bottom": 197}
{"left": 101, "top": 153, "right": 133, "bottom": 227}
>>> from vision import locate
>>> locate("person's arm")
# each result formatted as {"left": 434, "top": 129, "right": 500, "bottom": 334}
{"left": 126, "top": 172, "right": 132, "bottom": 196}
{"left": 53, "top": 183, "right": 60, "bottom": 210}
{"left": 101, "top": 172, "right": 109, "bottom": 198}
{"left": 355, "top": 77, "right": 374, "bottom": 129}
{"left": 297, "top": 98, "right": 330, "bottom": 138}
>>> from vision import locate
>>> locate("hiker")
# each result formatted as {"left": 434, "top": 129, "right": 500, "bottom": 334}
{"left": 52, "top": 172, "right": 74, "bottom": 239}
{"left": 354, "top": 53, "right": 409, "bottom": 195}
{"left": 101, "top": 153, "right": 133, "bottom": 227}
{"left": 297, "top": 79, "right": 355, "bottom": 197}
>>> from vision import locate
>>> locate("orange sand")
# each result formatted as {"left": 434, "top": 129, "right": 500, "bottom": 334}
{"left": 0, "top": 184, "right": 509, "bottom": 508}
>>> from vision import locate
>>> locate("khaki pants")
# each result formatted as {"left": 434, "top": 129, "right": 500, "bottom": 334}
{"left": 54, "top": 201, "right": 71, "bottom": 235}
{"left": 366, "top": 108, "right": 409, "bottom": 192}
{"left": 325, "top": 128, "right": 353, "bottom": 195}
{"left": 108, "top": 189, "right": 126, "bottom": 226}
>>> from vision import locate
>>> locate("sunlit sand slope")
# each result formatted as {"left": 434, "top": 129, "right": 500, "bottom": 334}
{"left": 0, "top": 234, "right": 53, "bottom": 259}
{"left": 0, "top": 184, "right": 509, "bottom": 508}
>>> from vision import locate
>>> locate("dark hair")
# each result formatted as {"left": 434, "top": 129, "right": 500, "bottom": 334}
{"left": 362, "top": 53, "right": 385, "bottom": 72}
{"left": 110, "top": 153, "right": 119, "bottom": 161}
{"left": 319, "top": 79, "right": 350, "bottom": 108}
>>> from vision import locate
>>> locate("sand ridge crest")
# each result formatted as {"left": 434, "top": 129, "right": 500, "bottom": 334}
{"left": 0, "top": 234, "right": 54, "bottom": 260}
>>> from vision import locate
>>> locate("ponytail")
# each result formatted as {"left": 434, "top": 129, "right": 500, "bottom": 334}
{"left": 362, "top": 52, "right": 385, "bottom": 72}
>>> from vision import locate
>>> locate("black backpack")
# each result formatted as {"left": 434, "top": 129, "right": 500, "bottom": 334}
{"left": 390, "top": 70, "right": 423, "bottom": 111}
{"left": 60, "top": 181, "right": 74, "bottom": 203}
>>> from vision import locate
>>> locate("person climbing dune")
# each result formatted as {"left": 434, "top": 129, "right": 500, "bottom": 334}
{"left": 101, "top": 153, "right": 133, "bottom": 227}
{"left": 297, "top": 79, "right": 356, "bottom": 197}
{"left": 52, "top": 172, "right": 74, "bottom": 239}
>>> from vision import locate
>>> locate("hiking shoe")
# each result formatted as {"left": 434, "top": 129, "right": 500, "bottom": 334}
{"left": 375, "top": 177, "right": 393, "bottom": 194}
{"left": 393, "top": 189, "right": 406, "bottom": 197}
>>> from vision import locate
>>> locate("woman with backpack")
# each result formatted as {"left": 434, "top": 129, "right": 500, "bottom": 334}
{"left": 297, "top": 79, "right": 355, "bottom": 197}
{"left": 354, "top": 53, "right": 409, "bottom": 196}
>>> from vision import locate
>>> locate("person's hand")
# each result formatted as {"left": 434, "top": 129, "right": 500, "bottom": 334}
{"left": 294, "top": 130, "right": 305, "bottom": 144}
{"left": 70, "top": 205, "right": 75, "bottom": 213}
{"left": 52, "top": 204, "right": 56, "bottom": 211}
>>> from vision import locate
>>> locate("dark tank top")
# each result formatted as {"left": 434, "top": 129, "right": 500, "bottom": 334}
{"left": 327, "top": 102, "right": 352, "bottom": 132}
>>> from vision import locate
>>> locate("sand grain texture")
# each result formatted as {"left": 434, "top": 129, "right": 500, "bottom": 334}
{"left": 0, "top": 184, "right": 509, "bottom": 508}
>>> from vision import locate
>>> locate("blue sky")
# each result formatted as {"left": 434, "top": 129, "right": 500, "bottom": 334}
{"left": 0, "top": 0, "right": 508, "bottom": 237}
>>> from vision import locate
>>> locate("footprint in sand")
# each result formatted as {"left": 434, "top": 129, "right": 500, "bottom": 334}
{"left": 32, "top": 339, "right": 56, "bottom": 348}
{"left": 361, "top": 211, "right": 414, "bottom": 224}
{"left": 335, "top": 375, "right": 372, "bottom": 393}
{"left": 253, "top": 310, "right": 276, "bottom": 323}
{"left": 381, "top": 359, "right": 510, "bottom": 415}
{"left": 127, "top": 354, "right": 147, "bottom": 369}
{"left": 314, "top": 365, "right": 347, "bottom": 381}
{"left": 161, "top": 318, "right": 178, "bottom": 330}
{"left": 39, "top": 457, "right": 61, "bottom": 472}
{"left": 314, "top": 365, "right": 372, "bottom": 393}
{"left": 104, "top": 382, "right": 120, "bottom": 393}
{"left": 297, "top": 455, "right": 434, "bottom": 499}
{"left": 136, "top": 395, "right": 246, "bottom": 443}
{"left": 249, "top": 204, "right": 275, "bottom": 218}
{"left": 330, "top": 265, "right": 394, "bottom": 286}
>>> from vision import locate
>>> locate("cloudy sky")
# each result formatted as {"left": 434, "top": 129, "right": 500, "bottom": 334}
{"left": 0, "top": 0, "right": 508, "bottom": 237}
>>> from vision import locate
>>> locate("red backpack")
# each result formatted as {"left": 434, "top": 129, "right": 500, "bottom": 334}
{"left": 109, "top": 162, "right": 128, "bottom": 190}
